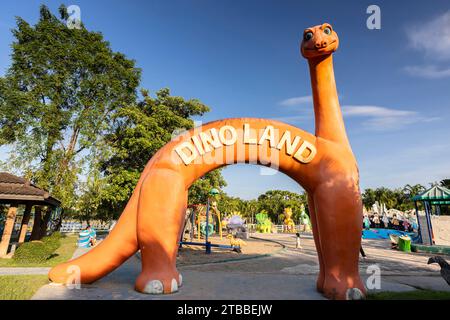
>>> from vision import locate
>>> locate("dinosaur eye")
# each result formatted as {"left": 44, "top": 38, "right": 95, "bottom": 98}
{"left": 323, "top": 27, "right": 332, "bottom": 35}
{"left": 304, "top": 32, "right": 313, "bottom": 41}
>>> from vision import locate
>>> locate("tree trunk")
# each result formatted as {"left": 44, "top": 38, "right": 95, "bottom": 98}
{"left": 39, "top": 207, "right": 52, "bottom": 239}
{"left": 30, "top": 206, "right": 42, "bottom": 241}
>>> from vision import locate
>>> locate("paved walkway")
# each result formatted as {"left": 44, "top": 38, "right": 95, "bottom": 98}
{"left": 31, "top": 233, "right": 450, "bottom": 300}
{"left": 0, "top": 267, "right": 50, "bottom": 275}
{"left": 0, "top": 247, "right": 91, "bottom": 276}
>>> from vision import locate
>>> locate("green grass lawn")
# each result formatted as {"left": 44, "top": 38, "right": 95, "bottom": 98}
{"left": 368, "top": 290, "right": 450, "bottom": 300}
{"left": 0, "top": 274, "right": 49, "bottom": 300}
{"left": 0, "top": 234, "right": 78, "bottom": 267}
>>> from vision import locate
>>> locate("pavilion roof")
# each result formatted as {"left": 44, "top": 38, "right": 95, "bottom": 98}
{"left": 0, "top": 172, "right": 61, "bottom": 207}
{"left": 412, "top": 184, "right": 450, "bottom": 205}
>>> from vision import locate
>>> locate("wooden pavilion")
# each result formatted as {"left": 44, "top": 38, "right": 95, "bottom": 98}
{"left": 0, "top": 172, "right": 61, "bottom": 257}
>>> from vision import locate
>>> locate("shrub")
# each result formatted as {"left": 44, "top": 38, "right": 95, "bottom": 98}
{"left": 13, "top": 232, "right": 63, "bottom": 263}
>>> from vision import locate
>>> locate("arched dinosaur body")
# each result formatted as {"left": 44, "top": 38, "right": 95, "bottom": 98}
{"left": 49, "top": 23, "right": 366, "bottom": 300}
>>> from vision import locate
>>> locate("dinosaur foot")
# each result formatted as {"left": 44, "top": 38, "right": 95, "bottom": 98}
{"left": 322, "top": 274, "right": 366, "bottom": 300}
{"left": 316, "top": 271, "right": 325, "bottom": 293}
{"left": 135, "top": 269, "right": 182, "bottom": 295}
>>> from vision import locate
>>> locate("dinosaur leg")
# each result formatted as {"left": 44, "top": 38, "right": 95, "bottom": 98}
{"left": 307, "top": 194, "right": 325, "bottom": 292}
{"left": 135, "top": 168, "right": 186, "bottom": 294}
{"left": 312, "top": 180, "right": 366, "bottom": 300}
{"left": 48, "top": 184, "right": 140, "bottom": 284}
{"left": 48, "top": 161, "right": 160, "bottom": 284}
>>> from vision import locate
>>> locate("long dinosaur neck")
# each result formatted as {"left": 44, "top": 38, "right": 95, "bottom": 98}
{"left": 308, "top": 55, "right": 349, "bottom": 144}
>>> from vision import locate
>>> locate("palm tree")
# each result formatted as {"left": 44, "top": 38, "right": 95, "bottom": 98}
{"left": 403, "top": 184, "right": 426, "bottom": 198}
{"left": 440, "top": 179, "right": 450, "bottom": 189}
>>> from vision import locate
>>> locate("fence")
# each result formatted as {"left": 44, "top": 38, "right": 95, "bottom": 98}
{"left": 246, "top": 224, "right": 308, "bottom": 233}
{"left": 59, "top": 221, "right": 307, "bottom": 234}
{"left": 59, "top": 220, "right": 116, "bottom": 233}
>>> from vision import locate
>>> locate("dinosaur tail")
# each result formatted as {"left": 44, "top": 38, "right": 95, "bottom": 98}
{"left": 47, "top": 171, "right": 150, "bottom": 284}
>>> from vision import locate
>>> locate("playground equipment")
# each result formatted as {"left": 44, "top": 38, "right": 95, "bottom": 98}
{"left": 188, "top": 202, "right": 223, "bottom": 240}
{"left": 179, "top": 188, "right": 236, "bottom": 254}
{"left": 226, "top": 234, "right": 246, "bottom": 253}
{"left": 49, "top": 23, "right": 366, "bottom": 300}
{"left": 223, "top": 212, "right": 248, "bottom": 239}
{"left": 283, "top": 208, "right": 296, "bottom": 233}
{"left": 255, "top": 212, "right": 272, "bottom": 233}
{"left": 299, "top": 204, "right": 312, "bottom": 232}
{"left": 389, "top": 234, "right": 412, "bottom": 253}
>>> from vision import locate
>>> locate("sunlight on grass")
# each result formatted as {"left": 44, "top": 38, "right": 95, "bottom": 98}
{"left": 0, "top": 235, "right": 77, "bottom": 267}
{"left": 0, "top": 275, "right": 49, "bottom": 300}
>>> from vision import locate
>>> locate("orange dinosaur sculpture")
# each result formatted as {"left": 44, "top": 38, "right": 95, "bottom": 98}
{"left": 49, "top": 23, "right": 366, "bottom": 300}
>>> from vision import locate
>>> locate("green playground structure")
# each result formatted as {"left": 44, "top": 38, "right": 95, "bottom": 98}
{"left": 255, "top": 212, "right": 272, "bottom": 233}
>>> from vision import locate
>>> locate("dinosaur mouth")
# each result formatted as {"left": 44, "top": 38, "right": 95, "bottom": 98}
{"left": 304, "top": 40, "right": 337, "bottom": 52}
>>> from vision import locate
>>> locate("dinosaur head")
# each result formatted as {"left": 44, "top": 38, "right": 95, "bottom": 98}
{"left": 301, "top": 23, "right": 339, "bottom": 59}
{"left": 428, "top": 255, "right": 448, "bottom": 268}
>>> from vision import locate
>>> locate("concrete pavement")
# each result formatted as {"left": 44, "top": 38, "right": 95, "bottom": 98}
{"left": 31, "top": 233, "right": 450, "bottom": 300}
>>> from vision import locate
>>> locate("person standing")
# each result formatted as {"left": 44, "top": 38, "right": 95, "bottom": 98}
{"left": 363, "top": 215, "right": 371, "bottom": 230}
{"left": 392, "top": 214, "right": 400, "bottom": 230}
{"left": 295, "top": 232, "right": 302, "bottom": 249}
{"left": 382, "top": 214, "right": 389, "bottom": 229}
{"left": 373, "top": 214, "right": 380, "bottom": 228}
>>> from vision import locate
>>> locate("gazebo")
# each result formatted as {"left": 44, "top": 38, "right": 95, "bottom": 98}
{"left": 0, "top": 172, "right": 61, "bottom": 257}
{"left": 412, "top": 184, "right": 450, "bottom": 246}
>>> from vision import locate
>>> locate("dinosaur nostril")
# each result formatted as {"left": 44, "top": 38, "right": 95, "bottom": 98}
{"left": 322, "top": 41, "right": 327, "bottom": 47}
{"left": 315, "top": 42, "right": 321, "bottom": 48}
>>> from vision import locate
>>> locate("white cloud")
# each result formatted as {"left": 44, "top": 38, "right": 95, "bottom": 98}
{"left": 342, "top": 105, "right": 415, "bottom": 118}
{"left": 274, "top": 104, "right": 438, "bottom": 130}
{"left": 404, "top": 65, "right": 450, "bottom": 79}
{"left": 279, "top": 95, "right": 312, "bottom": 106}
{"left": 405, "top": 11, "right": 450, "bottom": 79}
{"left": 342, "top": 105, "right": 437, "bottom": 130}
{"left": 408, "top": 11, "right": 450, "bottom": 61}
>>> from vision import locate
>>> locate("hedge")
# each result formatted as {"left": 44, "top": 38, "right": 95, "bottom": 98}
{"left": 13, "top": 232, "right": 63, "bottom": 263}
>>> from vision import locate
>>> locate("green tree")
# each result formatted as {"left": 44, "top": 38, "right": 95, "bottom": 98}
{"left": 257, "top": 190, "right": 307, "bottom": 223}
{"left": 440, "top": 179, "right": 450, "bottom": 189}
{"left": 362, "top": 184, "right": 425, "bottom": 212}
{"left": 362, "top": 188, "right": 377, "bottom": 210}
{"left": 189, "top": 170, "right": 227, "bottom": 205}
{"left": 99, "top": 88, "right": 225, "bottom": 217}
{"left": 403, "top": 184, "right": 426, "bottom": 199}
{"left": 76, "top": 167, "right": 107, "bottom": 223}
{"left": 217, "top": 194, "right": 245, "bottom": 216}
{"left": 0, "top": 5, "right": 140, "bottom": 209}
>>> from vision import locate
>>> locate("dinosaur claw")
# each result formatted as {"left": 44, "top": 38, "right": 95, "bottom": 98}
{"left": 345, "top": 288, "right": 365, "bottom": 300}
{"left": 171, "top": 278, "right": 178, "bottom": 293}
{"left": 143, "top": 280, "right": 164, "bottom": 294}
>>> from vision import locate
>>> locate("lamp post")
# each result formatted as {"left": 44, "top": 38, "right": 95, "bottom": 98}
{"left": 205, "top": 188, "right": 219, "bottom": 254}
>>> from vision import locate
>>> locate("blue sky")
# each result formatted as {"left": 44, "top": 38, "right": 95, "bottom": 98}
{"left": 1, "top": 0, "right": 449, "bottom": 199}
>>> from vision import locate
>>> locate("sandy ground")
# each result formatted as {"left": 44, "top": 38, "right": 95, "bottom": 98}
{"left": 432, "top": 216, "right": 450, "bottom": 246}
{"left": 31, "top": 232, "right": 450, "bottom": 300}
{"left": 176, "top": 235, "right": 282, "bottom": 265}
